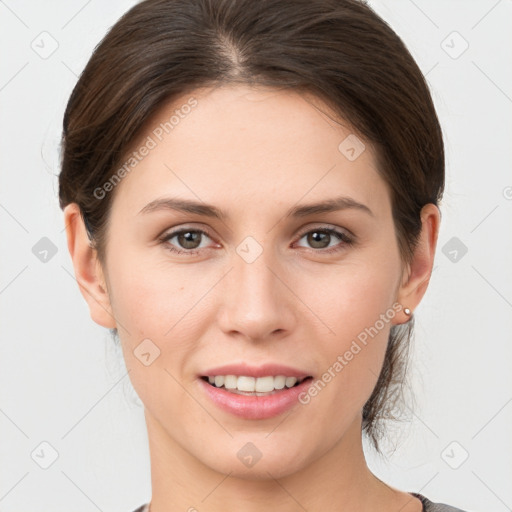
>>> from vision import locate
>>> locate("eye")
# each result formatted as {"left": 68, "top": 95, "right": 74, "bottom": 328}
{"left": 160, "top": 228, "right": 215, "bottom": 255}
{"left": 159, "top": 225, "right": 354, "bottom": 256}
{"left": 294, "top": 226, "right": 354, "bottom": 254}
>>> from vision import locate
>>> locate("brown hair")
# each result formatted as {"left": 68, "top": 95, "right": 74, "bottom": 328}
{"left": 59, "top": 0, "right": 444, "bottom": 452}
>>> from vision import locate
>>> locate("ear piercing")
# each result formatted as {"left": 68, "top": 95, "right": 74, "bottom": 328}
{"left": 404, "top": 307, "right": 412, "bottom": 316}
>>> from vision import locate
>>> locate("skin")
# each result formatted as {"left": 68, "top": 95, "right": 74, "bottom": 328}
{"left": 64, "top": 84, "right": 440, "bottom": 512}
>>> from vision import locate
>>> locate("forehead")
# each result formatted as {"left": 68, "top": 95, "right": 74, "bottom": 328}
{"left": 111, "top": 84, "right": 390, "bottom": 217}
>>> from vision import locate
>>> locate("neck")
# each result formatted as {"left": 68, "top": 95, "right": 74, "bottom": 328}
{"left": 144, "top": 409, "right": 413, "bottom": 512}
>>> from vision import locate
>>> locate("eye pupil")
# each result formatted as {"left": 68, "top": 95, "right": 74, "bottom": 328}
{"left": 308, "top": 231, "right": 330, "bottom": 248}
{"left": 179, "top": 231, "right": 201, "bottom": 249}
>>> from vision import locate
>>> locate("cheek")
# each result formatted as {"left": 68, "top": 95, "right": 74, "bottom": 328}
{"left": 103, "top": 249, "right": 209, "bottom": 403}
{"left": 107, "top": 255, "right": 207, "bottom": 416}
{"left": 302, "top": 251, "right": 400, "bottom": 342}
{"left": 106, "top": 246, "right": 207, "bottom": 340}
{"left": 295, "top": 250, "right": 401, "bottom": 410}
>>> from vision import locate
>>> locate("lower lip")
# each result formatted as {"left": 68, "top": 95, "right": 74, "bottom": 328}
{"left": 198, "top": 377, "right": 313, "bottom": 420}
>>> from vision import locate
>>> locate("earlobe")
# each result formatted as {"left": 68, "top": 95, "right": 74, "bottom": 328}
{"left": 63, "top": 203, "right": 117, "bottom": 329}
{"left": 394, "top": 203, "right": 441, "bottom": 325}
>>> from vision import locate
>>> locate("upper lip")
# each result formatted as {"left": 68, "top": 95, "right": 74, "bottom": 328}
{"left": 200, "top": 363, "right": 312, "bottom": 379}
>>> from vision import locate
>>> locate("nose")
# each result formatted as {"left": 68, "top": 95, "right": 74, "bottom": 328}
{"left": 217, "top": 242, "right": 297, "bottom": 342}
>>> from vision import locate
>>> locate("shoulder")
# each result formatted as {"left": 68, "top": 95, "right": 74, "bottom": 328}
{"left": 132, "top": 496, "right": 473, "bottom": 512}
{"left": 132, "top": 496, "right": 472, "bottom": 512}
{"left": 131, "top": 505, "right": 149, "bottom": 512}
{"left": 411, "top": 492, "right": 470, "bottom": 512}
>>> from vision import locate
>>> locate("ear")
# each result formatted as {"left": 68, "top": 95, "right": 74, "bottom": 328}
{"left": 63, "top": 203, "right": 117, "bottom": 329}
{"left": 393, "top": 203, "right": 441, "bottom": 324}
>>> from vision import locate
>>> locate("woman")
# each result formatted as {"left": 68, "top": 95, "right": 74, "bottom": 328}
{"left": 59, "top": 0, "right": 468, "bottom": 510}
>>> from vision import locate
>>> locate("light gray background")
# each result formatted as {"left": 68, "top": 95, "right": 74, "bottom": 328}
{"left": 1, "top": 1, "right": 511, "bottom": 511}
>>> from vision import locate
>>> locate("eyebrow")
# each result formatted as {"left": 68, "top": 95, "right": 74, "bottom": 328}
{"left": 138, "top": 195, "right": 374, "bottom": 219}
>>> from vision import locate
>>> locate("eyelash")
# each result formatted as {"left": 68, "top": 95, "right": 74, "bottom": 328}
{"left": 159, "top": 226, "right": 354, "bottom": 256}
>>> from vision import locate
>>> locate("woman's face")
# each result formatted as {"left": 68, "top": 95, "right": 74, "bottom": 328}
{"left": 92, "top": 85, "right": 411, "bottom": 478}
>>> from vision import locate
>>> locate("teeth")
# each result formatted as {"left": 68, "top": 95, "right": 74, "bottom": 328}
{"left": 285, "top": 377, "right": 297, "bottom": 388}
{"left": 224, "top": 375, "right": 237, "bottom": 389}
{"left": 274, "top": 375, "right": 286, "bottom": 390}
{"left": 205, "top": 375, "right": 306, "bottom": 393}
{"left": 238, "top": 376, "right": 256, "bottom": 392}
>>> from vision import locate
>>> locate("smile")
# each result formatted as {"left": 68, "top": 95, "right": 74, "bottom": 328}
{"left": 202, "top": 375, "right": 310, "bottom": 395}
{"left": 198, "top": 372, "right": 314, "bottom": 419}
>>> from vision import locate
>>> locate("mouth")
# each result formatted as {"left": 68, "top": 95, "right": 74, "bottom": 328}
{"left": 198, "top": 373, "right": 314, "bottom": 419}
{"left": 200, "top": 375, "right": 313, "bottom": 396}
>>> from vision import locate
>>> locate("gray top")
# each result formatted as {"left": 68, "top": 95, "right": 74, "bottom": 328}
{"left": 411, "top": 492, "right": 468, "bottom": 511}
{"left": 132, "top": 492, "right": 469, "bottom": 511}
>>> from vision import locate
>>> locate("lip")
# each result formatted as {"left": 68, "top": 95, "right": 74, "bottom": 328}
{"left": 199, "top": 377, "right": 313, "bottom": 420}
{"left": 200, "top": 363, "right": 311, "bottom": 379}
{"left": 198, "top": 363, "right": 313, "bottom": 420}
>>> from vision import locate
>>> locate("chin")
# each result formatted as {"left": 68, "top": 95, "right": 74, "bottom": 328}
{"left": 207, "top": 457, "right": 305, "bottom": 481}
{"left": 195, "top": 436, "right": 313, "bottom": 480}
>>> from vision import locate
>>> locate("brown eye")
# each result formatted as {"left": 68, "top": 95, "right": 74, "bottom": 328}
{"left": 306, "top": 231, "right": 331, "bottom": 249}
{"left": 295, "top": 227, "right": 353, "bottom": 253}
{"left": 161, "top": 228, "right": 214, "bottom": 254}
{"left": 176, "top": 231, "right": 202, "bottom": 249}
